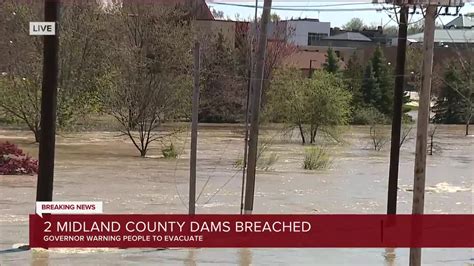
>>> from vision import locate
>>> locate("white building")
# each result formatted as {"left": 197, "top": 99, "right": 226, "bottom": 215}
{"left": 267, "top": 18, "right": 331, "bottom": 46}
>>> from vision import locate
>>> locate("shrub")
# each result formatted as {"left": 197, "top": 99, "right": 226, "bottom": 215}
{"left": 352, "top": 106, "right": 388, "bottom": 125}
{"left": 233, "top": 139, "right": 279, "bottom": 171}
{"left": 303, "top": 146, "right": 331, "bottom": 170}
{"left": 0, "top": 142, "right": 38, "bottom": 175}
{"left": 369, "top": 125, "right": 390, "bottom": 151}
{"left": 162, "top": 143, "right": 179, "bottom": 159}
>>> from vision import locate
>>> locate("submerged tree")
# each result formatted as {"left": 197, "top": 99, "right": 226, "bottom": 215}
{"left": 267, "top": 69, "right": 352, "bottom": 145}
{"left": 102, "top": 5, "right": 192, "bottom": 157}
{"left": 359, "top": 46, "right": 395, "bottom": 116}
{"left": 433, "top": 59, "right": 473, "bottom": 135}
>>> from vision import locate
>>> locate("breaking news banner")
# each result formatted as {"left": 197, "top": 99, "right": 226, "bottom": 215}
{"left": 30, "top": 213, "right": 473, "bottom": 248}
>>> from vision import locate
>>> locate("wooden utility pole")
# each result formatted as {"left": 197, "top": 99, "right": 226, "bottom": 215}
{"left": 36, "top": 0, "right": 60, "bottom": 202}
{"left": 387, "top": 4, "right": 409, "bottom": 215}
{"left": 189, "top": 41, "right": 200, "bottom": 215}
{"left": 240, "top": 0, "right": 259, "bottom": 215}
{"left": 243, "top": 0, "right": 272, "bottom": 215}
{"left": 409, "top": 4, "right": 437, "bottom": 266}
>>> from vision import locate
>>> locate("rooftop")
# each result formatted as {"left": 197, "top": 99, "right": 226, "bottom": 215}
{"left": 323, "top": 32, "right": 373, "bottom": 42}
{"left": 444, "top": 15, "right": 474, "bottom": 29}
{"left": 407, "top": 29, "right": 474, "bottom": 43}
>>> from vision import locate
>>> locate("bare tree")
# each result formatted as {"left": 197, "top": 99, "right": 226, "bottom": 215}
{"left": 370, "top": 124, "right": 390, "bottom": 151}
{"left": 399, "top": 123, "right": 414, "bottom": 148}
{"left": 428, "top": 124, "right": 438, "bottom": 155}
{"left": 236, "top": 18, "right": 297, "bottom": 106}
{"left": 102, "top": 5, "right": 192, "bottom": 157}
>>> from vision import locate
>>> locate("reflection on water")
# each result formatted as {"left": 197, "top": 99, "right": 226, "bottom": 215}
{"left": 31, "top": 249, "right": 48, "bottom": 266}
{"left": 383, "top": 248, "right": 396, "bottom": 266}
{"left": 239, "top": 248, "right": 252, "bottom": 266}
{"left": 0, "top": 125, "right": 472, "bottom": 265}
{"left": 185, "top": 249, "right": 197, "bottom": 266}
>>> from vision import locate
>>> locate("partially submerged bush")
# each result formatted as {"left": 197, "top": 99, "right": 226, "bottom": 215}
{"left": 303, "top": 146, "right": 331, "bottom": 170}
{"left": 234, "top": 139, "right": 279, "bottom": 171}
{"left": 369, "top": 125, "right": 390, "bottom": 151}
{"left": 0, "top": 142, "right": 38, "bottom": 175}
{"left": 162, "top": 143, "right": 179, "bottom": 159}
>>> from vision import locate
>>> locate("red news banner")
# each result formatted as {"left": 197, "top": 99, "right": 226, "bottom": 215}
{"left": 30, "top": 215, "right": 474, "bottom": 248}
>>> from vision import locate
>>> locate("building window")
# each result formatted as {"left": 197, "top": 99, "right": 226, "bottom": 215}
{"left": 307, "top": 32, "right": 326, "bottom": 46}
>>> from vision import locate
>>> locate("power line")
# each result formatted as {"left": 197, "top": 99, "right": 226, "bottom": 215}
{"left": 209, "top": 2, "right": 395, "bottom": 12}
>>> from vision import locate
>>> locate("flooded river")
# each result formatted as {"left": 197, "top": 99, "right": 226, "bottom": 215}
{"left": 0, "top": 125, "right": 472, "bottom": 265}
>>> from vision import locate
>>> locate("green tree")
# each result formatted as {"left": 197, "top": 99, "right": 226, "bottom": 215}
{"left": 0, "top": 1, "right": 109, "bottom": 141}
{"left": 267, "top": 69, "right": 352, "bottom": 144}
{"left": 343, "top": 18, "right": 365, "bottom": 31}
{"left": 433, "top": 60, "right": 473, "bottom": 135}
{"left": 361, "top": 63, "right": 381, "bottom": 108}
{"left": 359, "top": 46, "right": 394, "bottom": 116}
{"left": 323, "top": 47, "right": 340, "bottom": 74}
{"left": 344, "top": 52, "right": 364, "bottom": 107}
{"left": 371, "top": 46, "right": 394, "bottom": 115}
{"left": 405, "top": 46, "right": 423, "bottom": 92}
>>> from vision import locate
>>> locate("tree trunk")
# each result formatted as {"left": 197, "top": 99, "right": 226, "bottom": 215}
{"left": 466, "top": 114, "right": 471, "bottom": 136}
{"left": 298, "top": 124, "right": 305, "bottom": 145}
{"left": 429, "top": 134, "right": 433, "bottom": 156}
{"left": 34, "top": 129, "right": 41, "bottom": 143}
{"left": 140, "top": 149, "right": 147, "bottom": 157}
{"left": 310, "top": 125, "right": 319, "bottom": 144}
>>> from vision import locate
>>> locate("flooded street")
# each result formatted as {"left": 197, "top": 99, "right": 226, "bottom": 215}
{"left": 0, "top": 125, "right": 472, "bottom": 265}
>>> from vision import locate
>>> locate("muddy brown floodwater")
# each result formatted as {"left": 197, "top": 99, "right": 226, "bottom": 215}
{"left": 0, "top": 125, "right": 472, "bottom": 265}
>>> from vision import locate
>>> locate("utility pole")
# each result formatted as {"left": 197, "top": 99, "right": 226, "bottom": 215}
{"left": 244, "top": 0, "right": 272, "bottom": 215}
{"left": 409, "top": 4, "right": 437, "bottom": 266}
{"left": 189, "top": 41, "right": 200, "bottom": 215}
{"left": 387, "top": 4, "right": 409, "bottom": 215}
{"left": 36, "top": 0, "right": 60, "bottom": 202}
{"left": 240, "top": 0, "right": 259, "bottom": 215}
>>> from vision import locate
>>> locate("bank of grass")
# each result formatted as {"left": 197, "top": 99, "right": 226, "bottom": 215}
{"left": 303, "top": 146, "right": 331, "bottom": 170}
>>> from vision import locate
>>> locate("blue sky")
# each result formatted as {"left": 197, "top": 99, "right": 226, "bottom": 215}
{"left": 206, "top": 1, "right": 474, "bottom": 28}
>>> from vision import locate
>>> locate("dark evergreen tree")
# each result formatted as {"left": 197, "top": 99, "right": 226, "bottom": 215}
{"left": 344, "top": 51, "right": 364, "bottom": 107}
{"left": 433, "top": 61, "right": 473, "bottom": 129}
{"left": 323, "top": 47, "right": 340, "bottom": 74}
{"left": 370, "top": 46, "right": 394, "bottom": 115}
{"left": 361, "top": 63, "right": 382, "bottom": 108}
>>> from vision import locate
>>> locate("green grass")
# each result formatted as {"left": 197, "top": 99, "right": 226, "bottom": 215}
{"left": 162, "top": 143, "right": 178, "bottom": 159}
{"left": 303, "top": 146, "right": 331, "bottom": 170}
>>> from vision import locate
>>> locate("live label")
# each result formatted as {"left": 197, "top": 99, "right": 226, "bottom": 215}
{"left": 29, "top": 22, "right": 56, "bottom": 36}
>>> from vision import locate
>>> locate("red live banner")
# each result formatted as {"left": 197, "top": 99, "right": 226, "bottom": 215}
{"left": 29, "top": 215, "right": 473, "bottom": 248}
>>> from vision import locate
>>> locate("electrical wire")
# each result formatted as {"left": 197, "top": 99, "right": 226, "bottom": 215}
{"left": 208, "top": 2, "right": 395, "bottom": 12}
